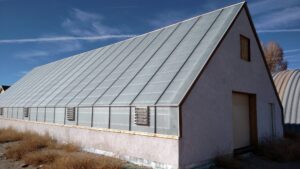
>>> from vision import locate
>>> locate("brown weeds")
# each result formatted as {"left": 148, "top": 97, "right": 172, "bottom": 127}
{"left": 0, "top": 128, "right": 127, "bottom": 169}
{"left": 23, "top": 150, "right": 62, "bottom": 166}
{"left": 45, "top": 153, "right": 124, "bottom": 169}
{"left": 0, "top": 128, "right": 24, "bottom": 143}
{"left": 5, "top": 132, "right": 56, "bottom": 160}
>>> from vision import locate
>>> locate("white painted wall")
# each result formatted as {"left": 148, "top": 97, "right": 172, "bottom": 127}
{"left": 179, "top": 8, "right": 283, "bottom": 168}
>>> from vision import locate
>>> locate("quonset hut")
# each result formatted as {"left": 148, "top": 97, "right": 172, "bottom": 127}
{"left": 0, "top": 2, "right": 283, "bottom": 168}
{"left": 273, "top": 70, "right": 300, "bottom": 132}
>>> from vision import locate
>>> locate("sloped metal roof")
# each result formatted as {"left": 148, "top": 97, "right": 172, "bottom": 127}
{"left": 0, "top": 2, "right": 244, "bottom": 108}
{"left": 273, "top": 70, "right": 300, "bottom": 124}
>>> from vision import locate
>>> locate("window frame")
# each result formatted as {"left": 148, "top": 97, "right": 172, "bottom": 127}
{"left": 240, "top": 35, "right": 251, "bottom": 62}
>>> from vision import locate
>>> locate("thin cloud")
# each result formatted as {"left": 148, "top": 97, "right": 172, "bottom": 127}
{"left": 285, "top": 48, "right": 300, "bottom": 54}
{"left": 255, "top": 6, "right": 300, "bottom": 29}
{"left": 148, "top": 10, "right": 190, "bottom": 28}
{"left": 0, "top": 35, "right": 136, "bottom": 44}
{"left": 257, "top": 29, "right": 300, "bottom": 33}
{"left": 249, "top": 0, "right": 300, "bottom": 16}
{"left": 14, "top": 50, "right": 48, "bottom": 60}
{"left": 62, "top": 8, "right": 121, "bottom": 36}
{"left": 286, "top": 54, "right": 300, "bottom": 58}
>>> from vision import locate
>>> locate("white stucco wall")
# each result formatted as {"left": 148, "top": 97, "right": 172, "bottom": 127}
{"left": 179, "top": 8, "right": 283, "bottom": 168}
{"left": 0, "top": 118, "right": 179, "bottom": 168}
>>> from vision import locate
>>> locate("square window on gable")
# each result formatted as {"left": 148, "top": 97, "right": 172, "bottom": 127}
{"left": 240, "top": 35, "right": 250, "bottom": 61}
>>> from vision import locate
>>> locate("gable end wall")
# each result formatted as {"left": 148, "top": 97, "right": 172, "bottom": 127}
{"left": 179, "top": 7, "right": 283, "bottom": 168}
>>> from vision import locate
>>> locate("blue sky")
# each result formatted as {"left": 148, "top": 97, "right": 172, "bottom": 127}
{"left": 0, "top": 0, "right": 299, "bottom": 85}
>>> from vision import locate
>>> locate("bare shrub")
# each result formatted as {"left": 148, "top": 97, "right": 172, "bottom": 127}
{"left": 262, "top": 41, "right": 287, "bottom": 73}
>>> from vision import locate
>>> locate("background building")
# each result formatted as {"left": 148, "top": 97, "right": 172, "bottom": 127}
{"left": 273, "top": 70, "right": 300, "bottom": 132}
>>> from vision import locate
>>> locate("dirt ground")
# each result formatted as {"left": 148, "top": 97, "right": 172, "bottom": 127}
{"left": 0, "top": 143, "right": 35, "bottom": 169}
{"left": 1, "top": 142, "right": 300, "bottom": 169}
{"left": 239, "top": 154, "right": 300, "bottom": 169}
{"left": 210, "top": 153, "right": 300, "bottom": 169}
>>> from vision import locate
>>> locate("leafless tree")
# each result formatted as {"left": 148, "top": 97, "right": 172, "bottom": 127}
{"left": 262, "top": 41, "right": 288, "bottom": 73}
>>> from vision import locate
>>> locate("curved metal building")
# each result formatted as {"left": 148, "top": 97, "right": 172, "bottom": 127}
{"left": 273, "top": 70, "right": 300, "bottom": 125}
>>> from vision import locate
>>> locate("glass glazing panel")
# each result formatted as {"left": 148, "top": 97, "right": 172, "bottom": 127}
{"left": 66, "top": 43, "right": 123, "bottom": 107}
{"left": 82, "top": 37, "right": 142, "bottom": 107}
{"left": 110, "top": 107, "right": 129, "bottom": 130}
{"left": 47, "top": 49, "right": 103, "bottom": 107}
{"left": 134, "top": 12, "right": 220, "bottom": 105}
{"left": 45, "top": 108, "right": 55, "bottom": 123}
{"left": 12, "top": 108, "right": 18, "bottom": 119}
{"left": 30, "top": 108, "right": 37, "bottom": 121}
{"left": 78, "top": 107, "right": 92, "bottom": 127}
{"left": 24, "top": 59, "right": 70, "bottom": 107}
{"left": 156, "top": 107, "right": 179, "bottom": 135}
{"left": 3, "top": 108, "right": 8, "bottom": 117}
{"left": 37, "top": 107, "right": 45, "bottom": 122}
{"left": 36, "top": 53, "right": 89, "bottom": 107}
{"left": 131, "top": 107, "right": 155, "bottom": 133}
{"left": 44, "top": 52, "right": 97, "bottom": 107}
{"left": 158, "top": 5, "right": 242, "bottom": 105}
{"left": 55, "top": 108, "right": 65, "bottom": 124}
{"left": 17, "top": 108, "right": 23, "bottom": 119}
{"left": 55, "top": 47, "right": 111, "bottom": 107}
{"left": 112, "top": 18, "right": 196, "bottom": 105}
{"left": 7, "top": 108, "right": 12, "bottom": 118}
{"left": 93, "top": 107, "right": 109, "bottom": 128}
{"left": 30, "top": 56, "right": 81, "bottom": 107}
{"left": 11, "top": 63, "right": 58, "bottom": 107}
{"left": 95, "top": 31, "right": 161, "bottom": 105}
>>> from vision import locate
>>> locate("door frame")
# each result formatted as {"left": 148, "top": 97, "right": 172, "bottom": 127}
{"left": 232, "top": 91, "right": 258, "bottom": 153}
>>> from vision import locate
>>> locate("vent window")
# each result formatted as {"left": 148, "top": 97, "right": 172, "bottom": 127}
{"left": 0, "top": 108, "right": 3, "bottom": 116}
{"left": 135, "top": 107, "right": 150, "bottom": 126}
{"left": 240, "top": 35, "right": 250, "bottom": 61}
{"left": 67, "top": 107, "right": 76, "bottom": 121}
{"left": 23, "top": 108, "right": 29, "bottom": 118}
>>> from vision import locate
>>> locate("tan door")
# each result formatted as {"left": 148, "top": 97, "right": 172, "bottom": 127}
{"left": 232, "top": 93, "right": 251, "bottom": 149}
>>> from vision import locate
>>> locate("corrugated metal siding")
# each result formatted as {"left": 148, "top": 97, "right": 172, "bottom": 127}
{"left": 0, "top": 2, "right": 244, "bottom": 108}
{"left": 273, "top": 70, "right": 300, "bottom": 124}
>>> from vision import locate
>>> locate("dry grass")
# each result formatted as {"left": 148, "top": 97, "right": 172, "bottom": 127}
{"left": 0, "top": 128, "right": 128, "bottom": 169}
{"left": 0, "top": 128, "right": 24, "bottom": 143}
{"left": 55, "top": 143, "right": 80, "bottom": 152}
{"left": 214, "top": 155, "right": 242, "bottom": 169}
{"left": 5, "top": 132, "right": 56, "bottom": 160}
{"left": 45, "top": 153, "right": 124, "bottom": 169}
{"left": 23, "top": 150, "right": 62, "bottom": 166}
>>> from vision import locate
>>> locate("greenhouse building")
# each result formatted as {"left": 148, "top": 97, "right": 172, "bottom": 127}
{"left": 0, "top": 2, "right": 283, "bottom": 169}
